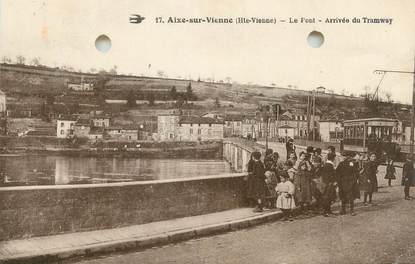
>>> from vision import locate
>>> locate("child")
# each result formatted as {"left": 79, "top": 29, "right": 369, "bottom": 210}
{"left": 275, "top": 173, "right": 296, "bottom": 221}
{"left": 285, "top": 160, "right": 297, "bottom": 182}
{"left": 385, "top": 157, "right": 396, "bottom": 187}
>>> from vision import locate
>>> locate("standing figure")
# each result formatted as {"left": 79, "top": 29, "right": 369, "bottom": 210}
{"left": 275, "top": 173, "right": 296, "bottom": 221}
{"left": 319, "top": 153, "right": 337, "bottom": 216}
{"left": 325, "top": 145, "right": 340, "bottom": 168}
{"left": 286, "top": 160, "right": 297, "bottom": 182}
{"left": 286, "top": 138, "right": 296, "bottom": 160}
{"left": 287, "top": 152, "right": 298, "bottom": 168}
{"left": 294, "top": 152, "right": 313, "bottom": 213}
{"left": 402, "top": 154, "right": 415, "bottom": 200}
{"left": 384, "top": 157, "right": 396, "bottom": 187}
{"left": 247, "top": 151, "right": 268, "bottom": 212}
{"left": 336, "top": 151, "right": 360, "bottom": 216}
{"left": 360, "top": 153, "right": 378, "bottom": 205}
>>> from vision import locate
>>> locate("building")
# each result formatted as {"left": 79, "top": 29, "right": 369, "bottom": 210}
{"left": 73, "top": 119, "right": 91, "bottom": 138}
{"left": 91, "top": 116, "right": 110, "bottom": 127}
{"left": 0, "top": 89, "right": 6, "bottom": 113}
{"left": 178, "top": 116, "right": 224, "bottom": 141}
{"left": 277, "top": 124, "right": 295, "bottom": 139}
{"left": 89, "top": 127, "right": 104, "bottom": 141}
{"left": 241, "top": 116, "right": 258, "bottom": 139}
{"left": 157, "top": 115, "right": 180, "bottom": 141}
{"left": 224, "top": 114, "right": 244, "bottom": 137}
{"left": 67, "top": 82, "right": 94, "bottom": 91}
{"left": 105, "top": 126, "right": 138, "bottom": 141}
{"left": 319, "top": 120, "right": 343, "bottom": 142}
{"left": 56, "top": 119, "right": 76, "bottom": 138}
{"left": 275, "top": 110, "right": 320, "bottom": 139}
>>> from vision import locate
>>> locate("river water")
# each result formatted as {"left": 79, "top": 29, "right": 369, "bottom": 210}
{"left": 0, "top": 155, "right": 232, "bottom": 187}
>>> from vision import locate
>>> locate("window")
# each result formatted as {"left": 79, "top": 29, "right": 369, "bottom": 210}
{"left": 60, "top": 122, "right": 64, "bottom": 127}
{"left": 198, "top": 124, "right": 201, "bottom": 126}
{"left": 128, "top": 136, "right": 132, "bottom": 140}
{"left": 60, "top": 130, "right": 64, "bottom": 135}
{"left": 190, "top": 129, "right": 193, "bottom": 134}
{"left": 190, "top": 124, "right": 193, "bottom": 127}
{"left": 209, "top": 124, "right": 212, "bottom": 127}
{"left": 198, "top": 129, "right": 201, "bottom": 135}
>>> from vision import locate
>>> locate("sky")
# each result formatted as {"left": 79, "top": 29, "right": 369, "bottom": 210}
{"left": 1, "top": 0, "right": 415, "bottom": 103}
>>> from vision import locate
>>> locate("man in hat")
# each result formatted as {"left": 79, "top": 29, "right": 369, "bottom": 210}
{"left": 402, "top": 154, "right": 415, "bottom": 200}
{"left": 336, "top": 151, "right": 360, "bottom": 215}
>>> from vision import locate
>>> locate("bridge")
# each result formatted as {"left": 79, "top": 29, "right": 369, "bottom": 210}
{"left": 222, "top": 138, "right": 265, "bottom": 172}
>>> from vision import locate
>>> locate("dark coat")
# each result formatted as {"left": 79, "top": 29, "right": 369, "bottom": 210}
{"left": 359, "top": 161, "right": 378, "bottom": 193}
{"left": 384, "top": 164, "right": 396, "bottom": 180}
{"left": 402, "top": 160, "right": 415, "bottom": 186}
{"left": 336, "top": 158, "right": 360, "bottom": 200}
{"left": 318, "top": 162, "right": 337, "bottom": 202}
{"left": 247, "top": 159, "right": 267, "bottom": 199}
{"left": 294, "top": 160, "right": 313, "bottom": 203}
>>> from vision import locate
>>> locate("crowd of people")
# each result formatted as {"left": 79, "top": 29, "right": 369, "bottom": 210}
{"left": 246, "top": 141, "right": 414, "bottom": 221}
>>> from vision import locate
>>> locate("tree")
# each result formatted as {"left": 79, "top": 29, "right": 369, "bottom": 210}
{"left": 1, "top": 56, "right": 11, "bottom": 64}
{"left": 385, "top": 92, "right": 393, "bottom": 103}
{"left": 214, "top": 97, "right": 221, "bottom": 108}
{"left": 175, "top": 95, "right": 184, "bottom": 108}
{"left": 148, "top": 93, "right": 155, "bottom": 106}
{"left": 31, "top": 57, "right": 41, "bottom": 66}
{"left": 127, "top": 90, "right": 137, "bottom": 107}
{"left": 109, "top": 65, "right": 118, "bottom": 75}
{"left": 89, "top": 68, "right": 97, "bottom": 73}
{"left": 186, "top": 82, "right": 193, "bottom": 101}
{"left": 16, "top": 55, "right": 25, "bottom": 64}
{"left": 170, "top": 86, "right": 177, "bottom": 100}
{"left": 225, "top": 77, "right": 232, "bottom": 84}
{"left": 157, "top": 70, "right": 165, "bottom": 78}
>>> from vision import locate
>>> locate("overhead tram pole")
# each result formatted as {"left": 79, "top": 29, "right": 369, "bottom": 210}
{"left": 374, "top": 55, "right": 415, "bottom": 157}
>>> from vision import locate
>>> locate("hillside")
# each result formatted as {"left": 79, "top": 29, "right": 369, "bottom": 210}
{"left": 0, "top": 63, "right": 408, "bottom": 122}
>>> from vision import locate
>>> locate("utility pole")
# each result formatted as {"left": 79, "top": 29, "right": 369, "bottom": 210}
{"left": 312, "top": 90, "right": 316, "bottom": 141}
{"left": 374, "top": 55, "right": 415, "bottom": 157}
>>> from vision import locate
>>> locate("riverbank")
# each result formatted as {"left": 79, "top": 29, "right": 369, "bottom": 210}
{"left": 0, "top": 137, "right": 223, "bottom": 159}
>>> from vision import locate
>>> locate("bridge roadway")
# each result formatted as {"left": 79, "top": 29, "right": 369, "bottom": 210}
{"left": 73, "top": 184, "right": 414, "bottom": 264}
{"left": 70, "top": 139, "right": 413, "bottom": 264}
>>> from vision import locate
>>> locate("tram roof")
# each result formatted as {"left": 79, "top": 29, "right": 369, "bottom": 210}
{"left": 343, "top": 117, "right": 399, "bottom": 125}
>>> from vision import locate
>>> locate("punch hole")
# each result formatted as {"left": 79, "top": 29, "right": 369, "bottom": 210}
{"left": 95, "top": 35, "right": 111, "bottom": 53}
{"left": 307, "top": 31, "right": 324, "bottom": 48}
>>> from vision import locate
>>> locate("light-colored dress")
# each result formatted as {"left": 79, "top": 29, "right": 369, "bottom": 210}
{"left": 275, "top": 181, "right": 296, "bottom": 209}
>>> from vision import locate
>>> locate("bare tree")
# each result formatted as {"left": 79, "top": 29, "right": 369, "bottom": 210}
{"left": 385, "top": 92, "right": 393, "bottom": 103}
{"left": 109, "top": 65, "right": 118, "bottom": 75}
{"left": 31, "top": 57, "right": 41, "bottom": 66}
{"left": 157, "top": 70, "right": 165, "bottom": 78}
{"left": 16, "top": 55, "right": 26, "bottom": 64}
{"left": 1, "top": 56, "right": 11, "bottom": 64}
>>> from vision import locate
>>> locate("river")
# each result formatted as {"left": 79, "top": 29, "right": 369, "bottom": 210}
{"left": 0, "top": 155, "right": 232, "bottom": 187}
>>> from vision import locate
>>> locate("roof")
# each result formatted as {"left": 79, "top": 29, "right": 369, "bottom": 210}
{"left": 319, "top": 119, "right": 342, "bottom": 123}
{"left": 278, "top": 124, "right": 295, "bottom": 129}
{"left": 179, "top": 116, "right": 224, "bottom": 124}
{"left": 75, "top": 119, "right": 91, "bottom": 126}
{"left": 0, "top": 90, "right": 5, "bottom": 95}
{"left": 224, "top": 114, "right": 244, "bottom": 122}
{"left": 343, "top": 117, "right": 399, "bottom": 123}
{"left": 105, "top": 125, "right": 139, "bottom": 131}
{"left": 89, "top": 127, "right": 105, "bottom": 134}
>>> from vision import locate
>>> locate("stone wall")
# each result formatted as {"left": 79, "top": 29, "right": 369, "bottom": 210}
{"left": 0, "top": 173, "right": 247, "bottom": 241}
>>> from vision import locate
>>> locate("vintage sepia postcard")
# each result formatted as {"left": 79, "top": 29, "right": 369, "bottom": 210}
{"left": 1, "top": 0, "right": 415, "bottom": 263}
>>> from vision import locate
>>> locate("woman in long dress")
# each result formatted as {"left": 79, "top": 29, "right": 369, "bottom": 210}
{"left": 294, "top": 152, "right": 313, "bottom": 213}
{"left": 247, "top": 151, "right": 267, "bottom": 212}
